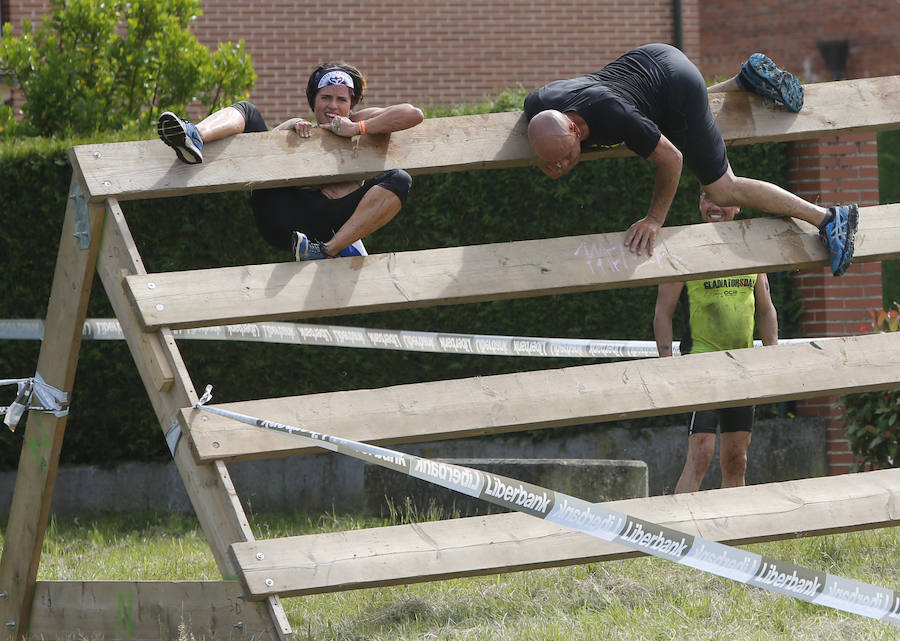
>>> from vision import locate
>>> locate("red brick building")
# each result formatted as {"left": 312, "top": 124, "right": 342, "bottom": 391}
{"left": 4, "top": 0, "right": 898, "bottom": 473}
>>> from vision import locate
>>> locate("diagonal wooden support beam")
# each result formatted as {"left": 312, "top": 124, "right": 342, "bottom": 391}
{"left": 183, "top": 331, "right": 900, "bottom": 462}
{"left": 126, "top": 204, "right": 900, "bottom": 331}
{"left": 95, "top": 199, "right": 293, "bottom": 640}
{"left": 69, "top": 76, "right": 900, "bottom": 202}
{"left": 0, "top": 175, "right": 104, "bottom": 641}
{"left": 228, "top": 469, "right": 900, "bottom": 599}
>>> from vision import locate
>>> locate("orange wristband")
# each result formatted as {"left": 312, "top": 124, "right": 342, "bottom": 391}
{"left": 358, "top": 120, "right": 366, "bottom": 135}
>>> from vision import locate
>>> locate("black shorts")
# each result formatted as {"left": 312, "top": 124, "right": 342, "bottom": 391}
{"left": 230, "top": 101, "right": 413, "bottom": 250}
{"left": 643, "top": 44, "right": 729, "bottom": 185}
{"left": 688, "top": 406, "right": 754, "bottom": 436}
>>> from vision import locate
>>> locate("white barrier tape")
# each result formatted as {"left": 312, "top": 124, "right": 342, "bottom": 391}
{"left": 1, "top": 405, "right": 54, "bottom": 414}
{"left": 32, "top": 372, "right": 68, "bottom": 418}
{"left": 1, "top": 374, "right": 68, "bottom": 431}
{"left": 2, "top": 378, "right": 33, "bottom": 430}
{"left": 0, "top": 319, "right": 832, "bottom": 359}
{"left": 193, "top": 385, "right": 898, "bottom": 625}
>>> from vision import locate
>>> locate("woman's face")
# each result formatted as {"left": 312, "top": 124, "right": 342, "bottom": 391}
{"left": 314, "top": 84, "right": 353, "bottom": 125}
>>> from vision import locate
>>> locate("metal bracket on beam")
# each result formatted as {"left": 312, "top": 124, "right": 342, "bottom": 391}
{"left": 165, "top": 419, "right": 182, "bottom": 457}
{"left": 69, "top": 182, "right": 90, "bottom": 249}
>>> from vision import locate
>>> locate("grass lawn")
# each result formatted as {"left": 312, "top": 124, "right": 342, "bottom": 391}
{"left": 3, "top": 510, "right": 898, "bottom": 640}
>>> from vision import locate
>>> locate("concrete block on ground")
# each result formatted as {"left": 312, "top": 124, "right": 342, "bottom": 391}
{"left": 363, "top": 458, "right": 648, "bottom": 518}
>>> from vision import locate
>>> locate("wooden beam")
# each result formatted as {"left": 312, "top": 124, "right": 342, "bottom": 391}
{"left": 95, "top": 200, "right": 293, "bottom": 640}
{"left": 185, "top": 331, "right": 900, "bottom": 462}
{"left": 0, "top": 176, "right": 104, "bottom": 641}
{"left": 127, "top": 204, "right": 899, "bottom": 331}
{"left": 229, "top": 468, "right": 900, "bottom": 599}
{"left": 27, "top": 581, "right": 271, "bottom": 640}
{"left": 98, "top": 199, "right": 175, "bottom": 392}
{"left": 709, "top": 74, "right": 900, "bottom": 145}
{"left": 70, "top": 76, "right": 900, "bottom": 202}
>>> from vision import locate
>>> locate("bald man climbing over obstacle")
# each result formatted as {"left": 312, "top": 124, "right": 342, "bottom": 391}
{"left": 524, "top": 44, "right": 857, "bottom": 276}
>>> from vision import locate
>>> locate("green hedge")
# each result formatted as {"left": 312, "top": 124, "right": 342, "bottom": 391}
{"left": 0, "top": 137, "right": 794, "bottom": 469}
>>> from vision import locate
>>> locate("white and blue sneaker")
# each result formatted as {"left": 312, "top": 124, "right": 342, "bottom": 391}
{"left": 818, "top": 204, "right": 859, "bottom": 276}
{"left": 291, "top": 232, "right": 368, "bottom": 260}
{"left": 291, "top": 232, "right": 334, "bottom": 261}
{"left": 739, "top": 53, "right": 804, "bottom": 112}
{"left": 157, "top": 111, "right": 204, "bottom": 164}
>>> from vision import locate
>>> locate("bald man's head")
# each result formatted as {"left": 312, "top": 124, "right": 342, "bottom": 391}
{"left": 527, "top": 110, "right": 581, "bottom": 179}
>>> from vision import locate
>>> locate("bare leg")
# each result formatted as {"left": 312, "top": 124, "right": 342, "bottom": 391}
{"left": 704, "top": 164, "right": 827, "bottom": 227}
{"left": 324, "top": 186, "right": 402, "bottom": 254}
{"left": 719, "top": 431, "right": 751, "bottom": 488}
{"left": 707, "top": 77, "right": 742, "bottom": 93}
{"left": 674, "top": 433, "right": 716, "bottom": 494}
{"left": 196, "top": 106, "right": 246, "bottom": 143}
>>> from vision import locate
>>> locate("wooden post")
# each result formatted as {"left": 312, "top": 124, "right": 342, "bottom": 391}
{"left": 0, "top": 175, "right": 104, "bottom": 640}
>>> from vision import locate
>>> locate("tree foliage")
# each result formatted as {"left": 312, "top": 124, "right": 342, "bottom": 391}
{"left": 0, "top": 0, "right": 255, "bottom": 136}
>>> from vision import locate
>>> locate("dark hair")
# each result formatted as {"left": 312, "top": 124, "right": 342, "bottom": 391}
{"left": 305, "top": 62, "right": 366, "bottom": 110}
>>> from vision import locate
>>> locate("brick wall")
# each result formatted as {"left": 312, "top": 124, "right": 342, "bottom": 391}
{"left": 699, "top": 0, "right": 899, "bottom": 83}
{"left": 6, "top": 0, "right": 680, "bottom": 121}
{"left": 191, "top": 0, "right": 682, "bottom": 122}
{"left": 7, "top": 1, "right": 895, "bottom": 112}
{"left": 787, "top": 133, "right": 882, "bottom": 474}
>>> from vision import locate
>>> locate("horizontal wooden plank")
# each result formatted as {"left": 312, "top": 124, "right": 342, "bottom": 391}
{"left": 27, "top": 580, "right": 271, "bottom": 639}
{"left": 229, "top": 468, "right": 900, "bottom": 599}
{"left": 709, "top": 74, "right": 900, "bottom": 145}
{"left": 128, "top": 204, "right": 900, "bottom": 331}
{"left": 70, "top": 76, "right": 900, "bottom": 202}
{"left": 185, "top": 331, "right": 900, "bottom": 462}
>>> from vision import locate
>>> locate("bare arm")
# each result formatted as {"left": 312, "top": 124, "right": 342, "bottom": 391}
{"left": 624, "top": 134, "right": 683, "bottom": 256}
{"left": 273, "top": 117, "right": 314, "bottom": 137}
{"left": 654, "top": 281, "right": 684, "bottom": 357}
{"left": 754, "top": 273, "right": 778, "bottom": 346}
{"left": 331, "top": 103, "right": 425, "bottom": 137}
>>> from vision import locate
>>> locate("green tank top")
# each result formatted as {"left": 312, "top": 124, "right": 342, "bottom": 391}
{"left": 680, "top": 274, "right": 757, "bottom": 354}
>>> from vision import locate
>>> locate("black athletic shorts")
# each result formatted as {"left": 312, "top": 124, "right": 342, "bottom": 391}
{"left": 230, "top": 101, "right": 413, "bottom": 250}
{"left": 643, "top": 44, "right": 730, "bottom": 186}
{"left": 688, "top": 406, "right": 754, "bottom": 436}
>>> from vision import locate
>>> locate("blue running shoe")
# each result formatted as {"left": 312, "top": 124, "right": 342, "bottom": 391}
{"left": 818, "top": 204, "right": 859, "bottom": 276}
{"left": 157, "top": 111, "right": 203, "bottom": 164}
{"left": 291, "top": 231, "right": 335, "bottom": 261}
{"left": 739, "top": 53, "right": 804, "bottom": 112}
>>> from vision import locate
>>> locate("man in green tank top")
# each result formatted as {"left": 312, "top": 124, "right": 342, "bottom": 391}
{"left": 654, "top": 192, "right": 779, "bottom": 493}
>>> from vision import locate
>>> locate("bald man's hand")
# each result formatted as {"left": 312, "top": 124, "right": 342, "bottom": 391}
{"left": 625, "top": 216, "right": 661, "bottom": 256}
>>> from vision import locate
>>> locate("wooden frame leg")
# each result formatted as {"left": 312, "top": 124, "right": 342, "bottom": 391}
{"left": 0, "top": 177, "right": 103, "bottom": 640}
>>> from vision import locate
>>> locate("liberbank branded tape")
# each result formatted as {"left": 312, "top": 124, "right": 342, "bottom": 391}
{"left": 193, "top": 385, "right": 899, "bottom": 624}
{"left": 0, "top": 319, "right": 828, "bottom": 359}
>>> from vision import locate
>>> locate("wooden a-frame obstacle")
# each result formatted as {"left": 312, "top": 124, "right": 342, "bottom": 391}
{"left": 2, "top": 75, "right": 900, "bottom": 639}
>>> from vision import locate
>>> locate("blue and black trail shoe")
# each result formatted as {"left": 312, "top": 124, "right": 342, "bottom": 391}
{"left": 739, "top": 53, "right": 804, "bottom": 112}
{"left": 818, "top": 203, "right": 859, "bottom": 276}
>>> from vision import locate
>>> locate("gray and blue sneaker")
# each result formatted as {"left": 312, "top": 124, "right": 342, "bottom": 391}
{"left": 738, "top": 53, "right": 804, "bottom": 112}
{"left": 291, "top": 231, "right": 334, "bottom": 261}
{"left": 818, "top": 204, "right": 859, "bottom": 276}
{"left": 157, "top": 111, "right": 203, "bottom": 164}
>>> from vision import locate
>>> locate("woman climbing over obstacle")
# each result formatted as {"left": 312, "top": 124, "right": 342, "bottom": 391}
{"left": 523, "top": 45, "right": 858, "bottom": 276}
{"left": 156, "top": 62, "right": 424, "bottom": 261}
